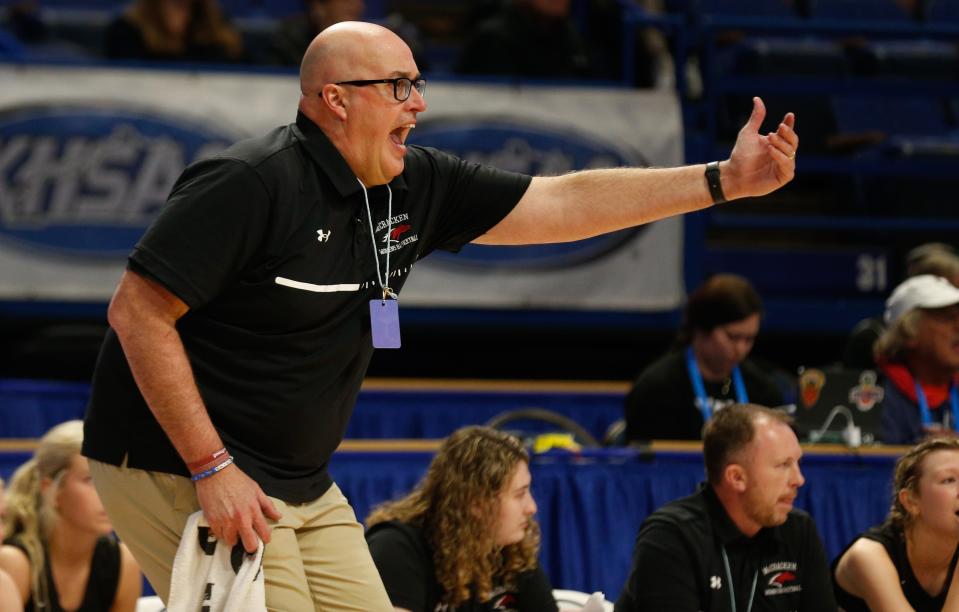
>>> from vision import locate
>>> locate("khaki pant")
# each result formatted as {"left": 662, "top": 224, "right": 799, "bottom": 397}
{"left": 89, "top": 458, "right": 393, "bottom": 611}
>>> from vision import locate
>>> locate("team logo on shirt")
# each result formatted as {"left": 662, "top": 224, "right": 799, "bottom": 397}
{"left": 387, "top": 224, "right": 412, "bottom": 241}
{"left": 763, "top": 561, "right": 801, "bottom": 595}
{"left": 491, "top": 592, "right": 518, "bottom": 610}
{"left": 768, "top": 571, "right": 796, "bottom": 588}
{"left": 376, "top": 213, "right": 418, "bottom": 255}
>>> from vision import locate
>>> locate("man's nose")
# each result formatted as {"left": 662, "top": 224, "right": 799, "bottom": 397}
{"left": 407, "top": 87, "right": 427, "bottom": 113}
{"left": 792, "top": 465, "right": 805, "bottom": 488}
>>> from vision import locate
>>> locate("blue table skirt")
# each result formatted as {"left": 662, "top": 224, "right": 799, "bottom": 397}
{"left": 0, "top": 446, "right": 894, "bottom": 600}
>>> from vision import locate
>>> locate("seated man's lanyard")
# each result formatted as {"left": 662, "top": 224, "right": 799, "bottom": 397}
{"left": 721, "top": 546, "right": 757, "bottom": 612}
{"left": 915, "top": 380, "right": 959, "bottom": 431}
{"left": 686, "top": 347, "right": 748, "bottom": 424}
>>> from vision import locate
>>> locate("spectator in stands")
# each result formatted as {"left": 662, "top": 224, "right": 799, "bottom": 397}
{"left": 0, "top": 479, "right": 23, "bottom": 612}
{"left": 833, "top": 436, "right": 959, "bottom": 610}
{"left": 616, "top": 403, "right": 837, "bottom": 611}
{"left": 877, "top": 274, "right": 959, "bottom": 444}
{"left": 269, "top": 0, "right": 428, "bottom": 69}
{"left": 456, "top": 0, "right": 592, "bottom": 78}
{"left": 365, "top": 426, "right": 557, "bottom": 612}
{"left": 104, "top": 0, "right": 245, "bottom": 63}
{"left": 624, "top": 274, "right": 784, "bottom": 443}
{"left": 0, "top": 421, "right": 140, "bottom": 612}
{"left": 843, "top": 242, "right": 959, "bottom": 370}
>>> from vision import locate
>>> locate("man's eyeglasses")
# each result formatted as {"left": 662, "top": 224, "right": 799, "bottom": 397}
{"left": 334, "top": 77, "right": 426, "bottom": 102}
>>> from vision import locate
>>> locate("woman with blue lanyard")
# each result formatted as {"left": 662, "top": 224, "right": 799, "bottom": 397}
{"left": 623, "top": 274, "right": 785, "bottom": 442}
{"left": 876, "top": 275, "right": 959, "bottom": 445}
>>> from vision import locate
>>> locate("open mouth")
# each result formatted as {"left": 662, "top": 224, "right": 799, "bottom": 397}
{"left": 390, "top": 123, "right": 416, "bottom": 148}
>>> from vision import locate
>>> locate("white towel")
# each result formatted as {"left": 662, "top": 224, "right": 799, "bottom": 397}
{"left": 166, "top": 511, "right": 267, "bottom": 612}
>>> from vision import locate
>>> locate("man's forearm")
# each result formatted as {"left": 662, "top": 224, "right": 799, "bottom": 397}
{"left": 109, "top": 271, "right": 223, "bottom": 466}
{"left": 477, "top": 98, "right": 797, "bottom": 246}
{"left": 477, "top": 164, "right": 714, "bottom": 245}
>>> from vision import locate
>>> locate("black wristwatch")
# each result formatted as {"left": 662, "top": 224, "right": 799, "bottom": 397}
{"left": 705, "top": 161, "right": 727, "bottom": 205}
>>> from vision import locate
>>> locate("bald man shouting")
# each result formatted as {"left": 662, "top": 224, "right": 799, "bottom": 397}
{"left": 82, "top": 21, "right": 799, "bottom": 611}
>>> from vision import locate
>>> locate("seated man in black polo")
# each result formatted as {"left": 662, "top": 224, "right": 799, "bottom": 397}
{"left": 615, "top": 403, "right": 837, "bottom": 612}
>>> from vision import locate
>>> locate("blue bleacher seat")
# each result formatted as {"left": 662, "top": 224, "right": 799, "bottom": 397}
{"left": 810, "top": 0, "right": 918, "bottom": 22}
{"left": 832, "top": 95, "right": 949, "bottom": 138}
{"left": 858, "top": 39, "right": 959, "bottom": 80}
{"left": 222, "top": 0, "right": 306, "bottom": 20}
{"left": 925, "top": 0, "right": 959, "bottom": 23}
{"left": 0, "top": 26, "right": 24, "bottom": 59}
{"left": 699, "top": 0, "right": 799, "bottom": 18}
{"left": 730, "top": 37, "right": 849, "bottom": 77}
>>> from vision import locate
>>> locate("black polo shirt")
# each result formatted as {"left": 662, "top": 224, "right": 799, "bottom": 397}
{"left": 615, "top": 485, "right": 837, "bottom": 612}
{"left": 82, "top": 112, "right": 531, "bottom": 503}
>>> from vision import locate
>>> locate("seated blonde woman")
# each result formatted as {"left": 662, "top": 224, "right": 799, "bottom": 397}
{"left": 0, "top": 478, "right": 23, "bottom": 612}
{"left": 0, "top": 421, "right": 141, "bottom": 612}
{"left": 366, "top": 426, "right": 558, "bottom": 612}
{"left": 833, "top": 436, "right": 959, "bottom": 611}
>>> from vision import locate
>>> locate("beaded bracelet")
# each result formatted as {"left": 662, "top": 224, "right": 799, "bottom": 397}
{"left": 190, "top": 455, "right": 234, "bottom": 482}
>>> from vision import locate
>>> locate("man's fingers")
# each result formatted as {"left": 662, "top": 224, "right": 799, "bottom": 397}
{"left": 238, "top": 523, "right": 260, "bottom": 554}
{"left": 251, "top": 510, "right": 272, "bottom": 545}
{"left": 767, "top": 132, "right": 794, "bottom": 158}
{"left": 776, "top": 120, "right": 799, "bottom": 149}
{"left": 744, "top": 96, "right": 767, "bottom": 133}
{"left": 220, "top": 524, "right": 238, "bottom": 548}
{"left": 782, "top": 112, "right": 796, "bottom": 130}
{"left": 260, "top": 492, "right": 282, "bottom": 521}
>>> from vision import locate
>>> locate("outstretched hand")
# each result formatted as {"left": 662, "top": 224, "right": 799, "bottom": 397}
{"left": 195, "top": 463, "right": 282, "bottom": 553}
{"left": 724, "top": 97, "right": 798, "bottom": 201}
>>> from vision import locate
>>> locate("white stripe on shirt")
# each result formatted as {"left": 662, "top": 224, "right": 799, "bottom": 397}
{"left": 275, "top": 277, "right": 361, "bottom": 293}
